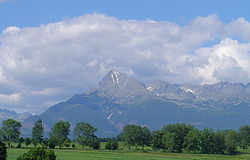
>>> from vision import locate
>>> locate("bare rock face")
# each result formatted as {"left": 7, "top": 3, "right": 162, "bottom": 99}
{"left": 90, "top": 69, "right": 148, "bottom": 103}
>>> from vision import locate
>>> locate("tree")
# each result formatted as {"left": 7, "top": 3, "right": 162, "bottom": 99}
{"left": 0, "top": 128, "right": 3, "bottom": 142}
{"left": 184, "top": 129, "right": 201, "bottom": 152}
{"left": 162, "top": 123, "right": 194, "bottom": 153}
{"left": 151, "top": 130, "right": 164, "bottom": 150}
{"left": 162, "top": 132, "right": 179, "bottom": 152}
{"left": 0, "top": 141, "right": 7, "bottom": 160}
{"left": 49, "top": 121, "right": 70, "bottom": 148}
{"left": 200, "top": 128, "right": 214, "bottom": 154}
{"left": 1, "top": 119, "right": 22, "bottom": 144}
{"left": 19, "top": 137, "right": 24, "bottom": 144}
{"left": 200, "top": 128, "right": 225, "bottom": 154}
{"left": 42, "top": 138, "right": 49, "bottom": 148}
{"left": 213, "top": 131, "right": 225, "bottom": 154}
{"left": 121, "top": 124, "right": 151, "bottom": 149}
{"left": 48, "top": 137, "right": 57, "bottom": 149}
{"left": 121, "top": 124, "right": 138, "bottom": 149}
{"left": 137, "top": 126, "right": 151, "bottom": 149}
{"left": 238, "top": 125, "right": 250, "bottom": 149}
{"left": 63, "top": 139, "right": 71, "bottom": 148}
{"left": 32, "top": 119, "right": 44, "bottom": 147}
{"left": 90, "top": 138, "right": 100, "bottom": 149}
{"left": 17, "top": 147, "right": 56, "bottom": 160}
{"left": 224, "top": 130, "right": 238, "bottom": 154}
{"left": 24, "top": 138, "right": 31, "bottom": 148}
{"left": 74, "top": 122, "right": 97, "bottom": 149}
{"left": 105, "top": 139, "right": 119, "bottom": 150}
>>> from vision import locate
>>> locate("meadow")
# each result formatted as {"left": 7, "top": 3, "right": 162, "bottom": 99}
{"left": 7, "top": 148, "right": 250, "bottom": 160}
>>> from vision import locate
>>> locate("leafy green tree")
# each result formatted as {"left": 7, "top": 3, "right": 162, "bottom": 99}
{"left": 137, "top": 126, "right": 151, "bottom": 149}
{"left": 200, "top": 128, "right": 214, "bottom": 154}
{"left": 121, "top": 124, "right": 138, "bottom": 149}
{"left": 42, "top": 138, "right": 49, "bottom": 148}
{"left": 121, "top": 124, "right": 151, "bottom": 149}
{"left": 1, "top": 119, "right": 22, "bottom": 144}
{"left": 32, "top": 119, "right": 44, "bottom": 147}
{"left": 17, "top": 147, "right": 56, "bottom": 160}
{"left": 19, "top": 137, "right": 24, "bottom": 144}
{"left": 0, "top": 141, "right": 7, "bottom": 160}
{"left": 151, "top": 130, "right": 164, "bottom": 150}
{"left": 162, "top": 132, "right": 179, "bottom": 152}
{"left": 200, "top": 128, "right": 225, "bottom": 154}
{"left": 213, "top": 131, "right": 226, "bottom": 154}
{"left": 63, "top": 139, "right": 71, "bottom": 148}
{"left": 90, "top": 138, "right": 100, "bottom": 149}
{"left": 224, "top": 130, "right": 238, "bottom": 154}
{"left": 24, "top": 138, "right": 31, "bottom": 148}
{"left": 238, "top": 125, "right": 250, "bottom": 149}
{"left": 48, "top": 137, "right": 57, "bottom": 149}
{"left": 0, "top": 128, "right": 3, "bottom": 141}
{"left": 162, "top": 123, "right": 194, "bottom": 153}
{"left": 105, "top": 139, "right": 119, "bottom": 150}
{"left": 184, "top": 129, "right": 201, "bottom": 152}
{"left": 74, "top": 122, "right": 97, "bottom": 149}
{"left": 49, "top": 121, "right": 70, "bottom": 148}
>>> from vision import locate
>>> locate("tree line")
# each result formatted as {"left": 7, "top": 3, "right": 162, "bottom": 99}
{"left": 1, "top": 119, "right": 250, "bottom": 155}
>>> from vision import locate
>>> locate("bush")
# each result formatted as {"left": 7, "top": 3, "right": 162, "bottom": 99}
{"left": 17, "top": 147, "right": 56, "bottom": 160}
{"left": 105, "top": 139, "right": 119, "bottom": 150}
{"left": 0, "top": 141, "right": 7, "bottom": 160}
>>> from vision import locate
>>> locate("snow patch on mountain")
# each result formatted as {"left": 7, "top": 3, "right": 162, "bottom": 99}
{"left": 110, "top": 70, "right": 120, "bottom": 84}
{"left": 147, "top": 86, "right": 152, "bottom": 91}
{"left": 107, "top": 113, "right": 113, "bottom": 120}
{"left": 180, "top": 87, "right": 195, "bottom": 94}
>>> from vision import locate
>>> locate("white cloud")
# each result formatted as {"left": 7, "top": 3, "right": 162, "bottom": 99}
{"left": 31, "top": 88, "right": 62, "bottom": 96}
{"left": 1, "top": 13, "right": 250, "bottom": 113}
{"left": 0, "top": 93, "right": 21, "bottom": 103}
{"left": 195, "top": 38, "right": 250, "bottom": 84}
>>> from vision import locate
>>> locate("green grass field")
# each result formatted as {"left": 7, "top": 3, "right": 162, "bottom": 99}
{"left": 7, "top": 148, "right": 250, "bottom": 160}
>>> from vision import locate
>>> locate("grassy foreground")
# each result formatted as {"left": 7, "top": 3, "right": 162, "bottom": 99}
{"left": 7, "top": 148, "right": 250, "bottom": 160}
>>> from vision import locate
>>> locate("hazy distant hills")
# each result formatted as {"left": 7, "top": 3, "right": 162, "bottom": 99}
{"left": 22, "top": 70, "right": 250, "bottom": 137}
{"left": 0, "top": 108, "right": 32, "bottom": 123}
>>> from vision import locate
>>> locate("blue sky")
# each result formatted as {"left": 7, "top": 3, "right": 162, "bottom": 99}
{"left": 1, "top": 0, "right": 250, "bottom": 31}
{"left": 1, "top": 0, "right": 250, "bottom": 113}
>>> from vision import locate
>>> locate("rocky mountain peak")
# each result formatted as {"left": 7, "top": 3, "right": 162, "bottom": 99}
{"left": 93, "top": 70, "right": 148, "bottom": 102}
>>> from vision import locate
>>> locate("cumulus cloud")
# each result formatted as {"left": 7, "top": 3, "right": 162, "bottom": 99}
{"left": 1, "top": 13, "right": 250, "bottom": 113}
{"left": 31, "top": 88, "right": 63, "bottom": 96}
{"left": 0, "top": 93, "right": 21, "bottom": 104}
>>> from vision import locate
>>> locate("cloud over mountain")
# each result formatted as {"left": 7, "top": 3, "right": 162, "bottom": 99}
{"left": 1, "top": 13, "right": 250, "bottom": 113}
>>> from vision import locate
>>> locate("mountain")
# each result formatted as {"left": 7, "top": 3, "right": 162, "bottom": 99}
{"left": 22, "top": 70, "right": 250, "bottom": 137}
{"left": 88, "top": 69, "right": 149, "bottom": 103}
{"left": 0, "top": 108, "right": 32, "bottom": 123}
{"left": 148, "top": 80, "right": 196, "bottom": 99}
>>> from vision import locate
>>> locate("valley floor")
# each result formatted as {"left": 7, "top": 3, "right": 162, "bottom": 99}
{"left": 7, "top": 148, "right": 250, "bottom": 160}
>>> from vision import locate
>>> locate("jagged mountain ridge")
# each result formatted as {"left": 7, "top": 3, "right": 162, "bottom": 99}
{"left": 22, "top": 70, "right": 250, "bottom": 137}
{"left": 0, "top": 108, "right": 32, "bottom": 123}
